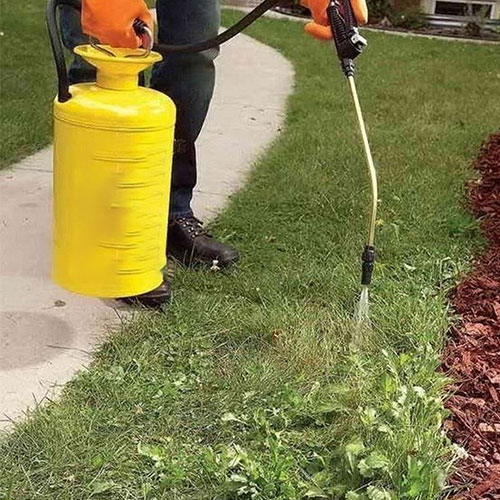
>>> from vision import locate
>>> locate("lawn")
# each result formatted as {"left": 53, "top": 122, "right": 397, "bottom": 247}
{"left": 2, "top": 6, "right": 500, "bottom": 500}
{"left": 0, "top": 0, "right": 56, "bottom": 168}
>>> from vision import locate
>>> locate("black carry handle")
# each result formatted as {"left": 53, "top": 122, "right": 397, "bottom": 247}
{"left": 326, "top": 0, "right": 367, "bottom": 76}
{"left": 134, "top": 0, "right": 282, "bottom": 55}
{"left": 46, "top": 0, "right": 82, "bottom": 102}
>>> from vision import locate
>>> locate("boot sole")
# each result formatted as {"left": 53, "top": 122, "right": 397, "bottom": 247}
{"left": 119, "top": 292, "right": 171, "bottom": 309}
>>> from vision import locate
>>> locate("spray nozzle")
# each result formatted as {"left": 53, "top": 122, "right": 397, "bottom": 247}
{"left": 361, "top": 245, "right": 375, "bottom": 285}
{"left": 327, "top": 0, "right": 367, "bottom": 77}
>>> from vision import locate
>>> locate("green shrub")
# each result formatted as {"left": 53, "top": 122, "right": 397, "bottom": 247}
{"left": 367, "top": 0, "right": 394, "bottom": 21}
{"left": 368, "top": 0, "right": 427, "bottom": 28}
{"left": 390, "top": 6, "right": 426, "bottom": 29}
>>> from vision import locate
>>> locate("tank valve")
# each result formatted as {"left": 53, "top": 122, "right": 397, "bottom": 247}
{"left": 361, "top": 245, "right": 375, "bottom": 285}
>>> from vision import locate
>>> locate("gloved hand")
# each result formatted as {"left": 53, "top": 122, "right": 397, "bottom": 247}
{"left": 82, "top": 0, "right": 154, "bottom": 49}
{"left": 300, "top": 0, "right": 368, "bottom": 40}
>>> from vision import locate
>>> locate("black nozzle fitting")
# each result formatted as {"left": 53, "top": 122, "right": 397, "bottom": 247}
{"left": 361, "top": 245, "right": 375, "bottom": 286}
{"left": 341, "top": 58, "right": 355, "bottom": 77}
{"left": 327, "top": 0, "right": 367, "bottom": 77}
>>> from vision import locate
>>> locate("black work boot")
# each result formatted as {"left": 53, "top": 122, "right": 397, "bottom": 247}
{"left": 167, "top": 216, "right": 239, "bottom": 267}
{"left": 120, "top": 279, "right": 171, "bottom": 309}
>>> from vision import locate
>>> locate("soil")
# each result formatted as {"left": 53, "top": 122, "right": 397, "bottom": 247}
{"left": 272, "top": 4, "right": 311, "bottom": 18}
{"left": 370, "top": 24, "right": 500, "bottom": 42}
{"left": 443, "top": 133, "right": 500, "bottom": 499}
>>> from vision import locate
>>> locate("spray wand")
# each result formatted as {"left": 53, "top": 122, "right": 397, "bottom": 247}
{"left": 327, "top": 0, "right": 377, "bottom": 315}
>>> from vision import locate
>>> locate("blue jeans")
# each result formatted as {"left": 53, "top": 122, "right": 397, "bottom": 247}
{"left": 60, "top": 0, "right": 221, "bottom": 219}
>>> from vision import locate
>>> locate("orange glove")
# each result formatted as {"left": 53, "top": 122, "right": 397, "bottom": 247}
{"left": 301, "top": 0, "right": 368, "bottom": 40}
{"left": 82, "top": 0, "right": 154, "bottom": 49}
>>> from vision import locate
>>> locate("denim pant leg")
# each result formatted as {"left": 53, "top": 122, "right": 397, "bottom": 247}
{"left": 60, "top": 6, "right": 96, "bottom": 84}
{"left": 151, "top": 0, "right": 220, "bottom": 219}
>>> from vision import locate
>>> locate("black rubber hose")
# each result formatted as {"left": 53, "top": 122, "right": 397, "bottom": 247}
{"left": 153, "top": 0, "right": 282, "bottom": 55}
{"left": 46, "top": 0, "right": 283, "bottom": 102}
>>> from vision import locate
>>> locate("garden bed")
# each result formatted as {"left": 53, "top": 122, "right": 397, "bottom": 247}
{"left": 444, "top": 133, "right": 500, "bottom": 499}
{"left": 272, "top": 3, "right": 310, "bottom": 18}
{"left": 368, "top": 23, "right": 500, "bottom": 42}
{"left": 272, "top": 3, "right": 500, "bottom": 42}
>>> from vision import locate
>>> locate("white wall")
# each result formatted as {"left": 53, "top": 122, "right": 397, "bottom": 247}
{"left": 421, "top": 0, "right": 500, "bottom": 19}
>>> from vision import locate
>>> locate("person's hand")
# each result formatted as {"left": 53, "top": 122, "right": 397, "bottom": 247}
{"left": 82, "top": 0, "right": 154, "bottom": 49}
{"left": 300, "top": 0, "right": 368, "bottom": 40}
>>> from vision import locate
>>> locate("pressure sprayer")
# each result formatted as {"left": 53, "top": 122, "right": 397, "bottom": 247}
{"left": 47, "top": 0, "right": 176, "bottom": 298}
{"left": 46, "top": 0, "right": 285, "bottom": 297}
{"left": 47, "top": 0, "right": 376, "bottom": 306}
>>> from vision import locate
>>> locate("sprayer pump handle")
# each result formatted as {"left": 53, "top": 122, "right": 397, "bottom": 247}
{"left": 132, "top": 19, "right": 154, "bottom": 51}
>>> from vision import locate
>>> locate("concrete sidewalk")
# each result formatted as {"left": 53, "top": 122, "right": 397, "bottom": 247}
{"left": 0, "top": 32, "right": 293, "bottom": 430}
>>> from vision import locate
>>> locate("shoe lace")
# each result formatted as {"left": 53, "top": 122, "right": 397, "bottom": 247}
{"left": 176, "top": 216, "right": 211, "bottom": 239}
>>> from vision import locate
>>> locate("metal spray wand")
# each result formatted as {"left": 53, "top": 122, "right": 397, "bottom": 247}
{"left": 327, "top": 0, "right": 378, "bottom": 298}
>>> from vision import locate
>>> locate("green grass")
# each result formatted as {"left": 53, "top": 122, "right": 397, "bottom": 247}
{"left": 0, "top": 0, "right": 56, "bottom": 168}
{"left": 2, "top": 7, "right": 500, "bottom": 500}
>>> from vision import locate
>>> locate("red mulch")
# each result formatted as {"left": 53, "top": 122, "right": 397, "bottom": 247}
{"left": 443, "top": 132, "right": 500, "bottom": 499}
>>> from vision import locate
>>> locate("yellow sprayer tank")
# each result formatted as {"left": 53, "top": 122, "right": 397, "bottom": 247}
{"left": 53, "top": 45, "right": 175, "bottom": 297}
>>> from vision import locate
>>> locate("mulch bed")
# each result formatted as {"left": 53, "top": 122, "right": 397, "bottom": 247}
{"left": 443, "top": 132, "right": 500, "bottom": 499}
{"left": 369, "top": 24, "right": 500, "bottom": 43}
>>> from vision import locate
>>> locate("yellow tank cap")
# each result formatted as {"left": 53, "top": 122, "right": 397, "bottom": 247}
{"left": 54, "top": 45, "right": 175, "bottom": 131}
{"left": 74, "top": 44, "right": 162, "bottom": 91}
{"left": 75, "top": 44, "right": 162, "bottom": 63}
